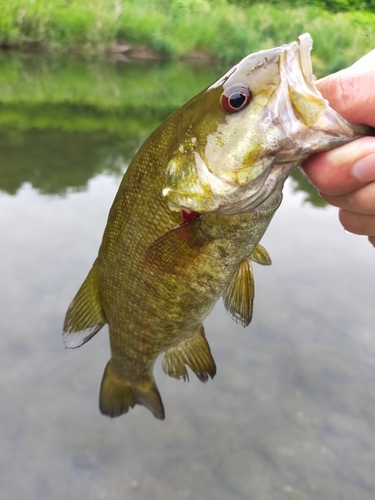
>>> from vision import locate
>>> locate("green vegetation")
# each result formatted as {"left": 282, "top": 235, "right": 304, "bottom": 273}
{"left": 0, "top": 0, "right": 374, "bottom": 72}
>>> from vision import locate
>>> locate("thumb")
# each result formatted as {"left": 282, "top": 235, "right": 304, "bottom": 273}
{"left": 302, "top": 137, "right": 375, "bottom": 196}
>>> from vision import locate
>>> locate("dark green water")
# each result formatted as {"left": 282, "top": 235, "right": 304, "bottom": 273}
{"left": 1, "top": 52, "right": 374, "bottom": 500}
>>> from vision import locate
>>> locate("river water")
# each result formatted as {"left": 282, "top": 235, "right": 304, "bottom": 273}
{"left": 0, "top": 51, "right": 374, "bottom": 500}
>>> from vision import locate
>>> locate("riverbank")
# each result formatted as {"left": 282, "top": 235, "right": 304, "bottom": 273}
{"left": 0, "top": 0, "right": 374, "bottom": 72}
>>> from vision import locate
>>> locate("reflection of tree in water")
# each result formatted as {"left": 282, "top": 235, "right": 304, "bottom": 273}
{"left": 0, "top": 127, "right": 127, "bottom": 195}
{"left": 0, "top": 108, "right": 164, "bottom": 196}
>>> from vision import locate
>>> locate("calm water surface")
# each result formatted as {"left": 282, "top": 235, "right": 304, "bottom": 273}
{"left": 1, "top": 53, "right": 375, "bottom": 500}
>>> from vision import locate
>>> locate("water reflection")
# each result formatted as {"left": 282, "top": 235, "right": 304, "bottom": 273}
{"left": 1, "top": 53, "right": 375, "bottom": 500}
{"left": 0, "top": 127, "right": 134, "bottom": 195}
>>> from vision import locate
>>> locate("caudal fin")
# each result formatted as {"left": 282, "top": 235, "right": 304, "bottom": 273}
{"left": 99, "top": 361, "right": 165, "bottom": 420}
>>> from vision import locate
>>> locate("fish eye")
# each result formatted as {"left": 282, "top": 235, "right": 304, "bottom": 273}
{"left": 220, "top": 87, "right": 251, "bottom": 113}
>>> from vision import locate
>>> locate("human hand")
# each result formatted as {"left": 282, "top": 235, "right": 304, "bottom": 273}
{"left": 301, "top": 50, "right": 375, "bottom": 246}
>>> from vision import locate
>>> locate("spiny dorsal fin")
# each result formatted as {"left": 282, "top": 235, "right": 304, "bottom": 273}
{"left": 162, "top": 325, "right": 216, "bottom": 382}
{"left": 223, "top": 257, "right": 254, "bottom": 327}
{"left": 144, "top": 218, "right": 212, "bottom": 275}
{"left": 100, "top": 361, "right": 165, "bottom": 420}
{"left": 251, "top": 244, "right": 272, "bottom": 266}
{"left": 63, "top": 259, "right": 106, "bottom": 349}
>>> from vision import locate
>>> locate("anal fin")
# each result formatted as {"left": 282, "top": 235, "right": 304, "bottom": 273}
{"left": 223, "top": 257, "right": 254, "bottom": 327}
{"left": 162, "top": 325, "right": 216, "bottom": 382}
{"left": 63, "top": 259, "right": 106, "bottom": 348}
{"left": 100, "top": 361, "right": 165, "bottom": 420}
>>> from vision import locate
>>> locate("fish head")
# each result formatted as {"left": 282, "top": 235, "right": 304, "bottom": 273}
{"left": 163, "top": 33, "right": 368, "bottom": 215}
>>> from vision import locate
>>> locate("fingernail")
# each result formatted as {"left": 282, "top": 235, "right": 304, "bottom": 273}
{"left": 352, "top": 154, "right": 375, "bottom": 182}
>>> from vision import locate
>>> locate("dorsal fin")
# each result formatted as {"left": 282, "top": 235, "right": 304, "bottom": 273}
{"left": 63, "top": 260, "right": 106, "bottom": 348}
{"left": 223, "top": 257, "right": 254, "bottom": 327}
{"left": 162, "top": 325, "right": 216, "bottom": 382}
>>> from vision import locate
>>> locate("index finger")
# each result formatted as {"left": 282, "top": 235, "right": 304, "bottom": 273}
{"left": 302, "top": 137, "right": 375, "bottom": 196}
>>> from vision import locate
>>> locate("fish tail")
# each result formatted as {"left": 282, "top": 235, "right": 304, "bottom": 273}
{"left": 99, "top": 361, "right": 165, "bottom": 420}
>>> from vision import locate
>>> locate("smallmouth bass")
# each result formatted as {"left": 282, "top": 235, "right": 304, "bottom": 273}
{"left": 63, "top": 34, "right": 372, "bottom": 420}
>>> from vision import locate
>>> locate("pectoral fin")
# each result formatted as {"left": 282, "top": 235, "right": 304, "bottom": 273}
{"left": 251, "top": 244, "right": 272, "bottom": 266}
{"left": 144, "top": 218, "right": 212, "bottom": 274}
{"left": 63, "top": 259, "right": 106, "bottom": 348}
{"left": 223, "top": 257, "right": 254, "bottom": 327}
{"left": 162, "top": 325, "right": 216, "bottom": 382}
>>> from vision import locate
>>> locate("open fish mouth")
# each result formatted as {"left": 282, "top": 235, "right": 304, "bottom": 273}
{"left": 162, "top": 33, "right": 370, "bottom": 216}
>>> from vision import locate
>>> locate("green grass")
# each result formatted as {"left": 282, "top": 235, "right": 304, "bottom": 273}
{"left": 0, "top": 0, "right": 374, "bottom": 72}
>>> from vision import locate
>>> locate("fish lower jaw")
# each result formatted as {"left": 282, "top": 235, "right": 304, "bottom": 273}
{"left": 163, "top": 161, "right": 297, "bottom": 216}
{"left": 165, "top": 191, "right": 219, "bottom": 213}
{"left": 222, "top": 162, "right": 298, "bottom": 214}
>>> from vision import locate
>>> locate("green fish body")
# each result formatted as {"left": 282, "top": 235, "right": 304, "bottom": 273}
{"left": 63, "top": 34, "right": 371, "bottom": 419}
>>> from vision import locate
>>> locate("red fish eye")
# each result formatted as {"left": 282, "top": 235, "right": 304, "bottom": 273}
{"left": 220, "top": 87, "right": 251, "bottom": 113}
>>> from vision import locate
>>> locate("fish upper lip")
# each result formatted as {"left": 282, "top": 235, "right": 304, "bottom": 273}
{"left": 296, "top": 33, "right": 316, "bottom": 92}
